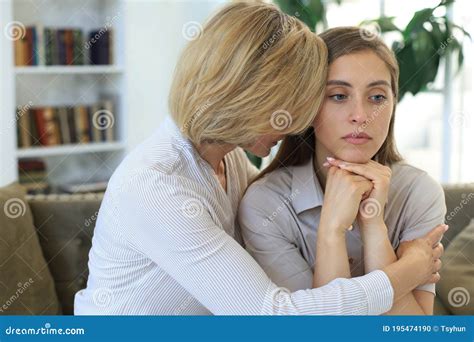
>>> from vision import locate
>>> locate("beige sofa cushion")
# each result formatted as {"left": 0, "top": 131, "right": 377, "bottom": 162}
{"left": 438, "top": 218, "right": 474, "bottom": 315}
{"left": 0, "top": 183, "right": 61, "bottom": 315}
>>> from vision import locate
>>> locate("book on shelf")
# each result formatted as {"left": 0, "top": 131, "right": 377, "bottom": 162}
{"left": 17, "top": 158, "right": 108, "bottom": 195}
{"left": 16, "top": 100, "right": 116, "bottom": 148}
{"left": 88, "top": 30, "right": 113, "bottom": 65}
{"left": 14, "top": 25, "right": 113, "bottom": 66}
{"left": 18, "top": 158, "right": 50, "bottom": 195}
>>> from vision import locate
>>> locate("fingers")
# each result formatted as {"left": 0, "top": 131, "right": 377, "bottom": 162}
{"left": 427, "top": 272, "right": 441, "bottom": 284}
{"left": 325, "top": 157, "right": 390, "bottom": 182}
{"left": 433, "top": 242, "right": 444, "bottom": 260}
{"left": 358, "top": 178, "right": 374, "bottom": 194}
{"left": 351, "top": 175, "right": 371, "bottom": 183}
{"left": 425, "top": 224, "right": 449, "bottom": 247}
{"left": 325, "top": 166, "right": 370, "bottom": 184}
{"left": 433, "top": 259, "right": 442, "bottom": 273}
{"left": 326, "top": 165, "right": 339, "bottom": 177}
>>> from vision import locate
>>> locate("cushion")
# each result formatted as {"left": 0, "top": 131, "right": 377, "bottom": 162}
{"left": 443, "top": 184, "right": 474, "bottom": 248}
{"left": 27, "top": 193, "right": 102, "bottom": 314}
{"left": 0, "top": 183, "right": 61, "bottom": 315}
{"left": 438, "top": 218, "right": 474, "bottom": 315}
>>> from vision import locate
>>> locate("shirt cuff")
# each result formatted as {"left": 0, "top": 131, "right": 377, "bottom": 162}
{"left": 353, "top": 270, "right": 394, "bottom": 315}
{"left": 415, "top": 283, "right": 436, "bottom": 295}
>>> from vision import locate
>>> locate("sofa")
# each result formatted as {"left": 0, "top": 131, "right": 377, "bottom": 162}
{"left": 0, "top": 182, "right": 473, "bottom": 315}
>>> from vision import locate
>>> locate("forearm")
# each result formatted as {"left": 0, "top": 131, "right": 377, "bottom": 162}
{"left": 313, "top": 226, "right": 351, "bottom": 287}
{"left": 361, "top": 222, "right": 397, "bottom": 272}
{"left": 362, "top": 222, "right": 429, "bottom": 315}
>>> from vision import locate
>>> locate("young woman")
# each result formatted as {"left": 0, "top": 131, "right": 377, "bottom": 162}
{"left": 238, "top": 26, "right": 447, "bottom": 315}
{"left": 75, "top": 3, "right": 445, "bottom": 315}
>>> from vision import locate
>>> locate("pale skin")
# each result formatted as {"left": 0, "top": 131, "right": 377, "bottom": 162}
{"left": 313, "top": 50, "right": 446, "bottom": 315}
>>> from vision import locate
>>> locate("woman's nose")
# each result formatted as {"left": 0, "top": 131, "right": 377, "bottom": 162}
{"left": 349, "top": 100, "right": 368, "bottom": 123}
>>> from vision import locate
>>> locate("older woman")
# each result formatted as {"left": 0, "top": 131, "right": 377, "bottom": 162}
{"left": 74, "top": 3, "right": 444, "bottom": 315}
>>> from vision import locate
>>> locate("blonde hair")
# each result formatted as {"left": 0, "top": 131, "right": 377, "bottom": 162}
{"left": 168, "top": 1, "right": 328, "bottom": 146}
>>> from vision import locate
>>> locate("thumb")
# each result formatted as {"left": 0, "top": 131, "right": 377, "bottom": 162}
{"left": 424, "top": 224, "right": 448, "bottom": 247}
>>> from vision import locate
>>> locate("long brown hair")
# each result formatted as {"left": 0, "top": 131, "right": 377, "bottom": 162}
{"left": 256, "top": 26, "right": 403, "bottom": 182}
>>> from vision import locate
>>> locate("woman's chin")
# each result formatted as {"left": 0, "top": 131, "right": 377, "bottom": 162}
{"left": 245, "top": 147, "right": 271, "bottom": 158}
{"left": 335, "top": 151, "right": 373, "bottom": 164}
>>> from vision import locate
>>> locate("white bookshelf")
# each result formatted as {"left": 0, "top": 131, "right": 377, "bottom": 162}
{"left": 0, "top": 0, "right": 229, "bottom": 189}
{"left": 0, "top": 0, "right": 127, "bottom": 188}
{"left": 16, "top": 142, "right": 125, "bottom": 159}
{"left": 15, "top": 65, "right": 124, "bottom": 75}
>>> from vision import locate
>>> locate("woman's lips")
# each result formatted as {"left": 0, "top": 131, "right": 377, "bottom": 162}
{"left": 343, "top": 137, "right": 371, "bottom": 145}
{"left": 342, "top": 133, "right": 372, "bottom": 145}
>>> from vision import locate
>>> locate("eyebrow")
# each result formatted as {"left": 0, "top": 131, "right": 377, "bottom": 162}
{"left": 326, "top": 80, "right": 391, "bottom": 88}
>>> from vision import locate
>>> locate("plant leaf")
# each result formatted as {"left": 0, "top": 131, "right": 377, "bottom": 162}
{"left": 403, "top": 8, "right": 434, "bottom": 40}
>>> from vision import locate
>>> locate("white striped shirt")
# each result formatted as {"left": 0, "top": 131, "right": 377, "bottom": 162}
{"left": 74, "top": 116, "right": 394, "bottom": 315}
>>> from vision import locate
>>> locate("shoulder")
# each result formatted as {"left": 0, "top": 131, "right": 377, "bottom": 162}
{"left": 390, "top": 162, "right": 444, "bottom": 198}
{"left": 109, "top": 118, "right": 204, "bottom": 190}
{"left": 238, "top": 165, "right": 296, "bottom": 229}
{"left": 241, "top": 166, "right": 293, "bottom": 207}
{"left": 387, "top": 163, "right": 446, "bottom": 242}
{"left": 388, "top": 162, "right": 446, "bottom": 228}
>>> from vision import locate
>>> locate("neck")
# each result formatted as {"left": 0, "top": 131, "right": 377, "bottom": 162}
{"left": 313, "top": 142, "right": 331, "bottom": 190}
{"left": 195, "top": 142, "right": 235, "bottom": 174}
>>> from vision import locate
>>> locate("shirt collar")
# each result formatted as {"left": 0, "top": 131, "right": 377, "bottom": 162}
{"left": 162, "top": 116, "right": 195, "bottom": 151}
{"left": 291, "top": 156, "right": 324, "bottom": 214}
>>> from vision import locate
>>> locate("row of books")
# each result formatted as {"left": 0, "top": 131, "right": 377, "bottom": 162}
{"left": 17, "top": 101, "right": 116, "bottom": 148}
{"left": 15, "top": 25, "right": 113, "bottom": 66}
{"left": 19, "top": 158, "right": 108, "bottom": 195}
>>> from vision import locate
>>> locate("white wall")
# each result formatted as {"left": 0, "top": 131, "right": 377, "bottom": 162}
{"left": 0, "top": 0, "right": 17, "bottom": 186}
{"left": 123, "top": 0, "right": 227, "bottom": 150}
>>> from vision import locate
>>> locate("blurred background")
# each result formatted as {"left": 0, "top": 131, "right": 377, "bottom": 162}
{"left": 0, "top": 0, "right": 472, "bottom": 191}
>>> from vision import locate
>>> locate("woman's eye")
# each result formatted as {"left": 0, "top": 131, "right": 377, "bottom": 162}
{"left": 329, "top": 94, "right": 347, "bottom": 101}
{"left": 370, "top": 94, "right": 387, "bottom": 103}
